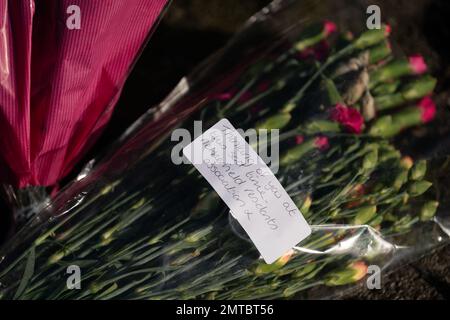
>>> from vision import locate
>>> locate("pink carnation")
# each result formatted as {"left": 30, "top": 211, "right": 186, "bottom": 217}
{"left": 409, "top": 55, "right": 427, "bottom": 74}
{"left": 330, "top": 104, "right": 364, "bottom": 134}
{"left": 418, "top": 96, "right": 436, "bottom": 123}
{"left": 295, "top": 135, "right": 305, "bottom": 145}
{"left": 314, "top": 136, "right": 329, "bottom": 150}
{"left": 323, "top": 21, "right": 337, "bottom": 36}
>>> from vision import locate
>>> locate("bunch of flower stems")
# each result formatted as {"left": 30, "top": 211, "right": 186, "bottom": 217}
{"left": 0, "top": 22, "right": 440, "bottom": 300}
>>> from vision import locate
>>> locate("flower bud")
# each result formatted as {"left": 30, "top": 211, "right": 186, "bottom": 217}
{"left": 294, "top": 21, "right": 337, "bottom": 52}
{"left": 256, "top": 112, "right": 291, "bottom": 130}
{"left": 370, "top": 55, "right": 427, "bottom": 87}
{"left": 411, "top": 160, "right": 427, "bottom": 180}
{"left": 323, "top": 75, "right": 343, "bottom": 105}
{"left": 370, "top": 98, "right": 436, "bottom": 138}
{"left": 363, "top": 149, "right": 379, "bottom": 170}
{"left": 400, "top": 156, "right": 414, "bottom": 170}
{"left": 353, "top": 205, "right": 377, "bottom": 225}
{"left": 408, "top": 181, "right": 432, "bottom": 197}
{"left": 280, "top": 136, "right": 328, "bottom": 166}
{"left": 372, "top": 80, "right": 400, "bottom": 96}
{"left": 300, "top": 195, "right": 313, "bottom": 214}
{"left": 369, "top": 115, "right": 394, "bottom": 137}
{"left": 368, "top": 41, "right": 392, "bottom": 64}
{"left": 420, "top": 201, "right": 439, "bottom": 221}
{"left": 393, "top": 169, "right": 409, "bottom": 190}
{"left": 374, "top": 93, "right": 405, "bottom": 111}
{"left": 304, "top": 120, "right": 341, "bottom": 134}
{"left": 401, "top": 76, "right": 436, "bottom": 100}
{"left": 254, "top": 250, "right": 294, "bottom": 275}
{"left": 402, "top": 193, "right": 410, "bottom": 205}
{"left": 324, "top": 261, "right": 368, "bottom": 286}
{"left": 292, "top": 263, "right": 317, "bottom": 279}
{"left": 379, "top": 145, "right": 401, "bottom": 162}
{"left": 354, "top": 25, "right": 391, "bottom": 49}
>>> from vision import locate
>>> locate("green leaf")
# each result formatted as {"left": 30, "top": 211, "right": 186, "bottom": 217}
{"left": 14, "top": 246, "right": 36, "bottom": 300}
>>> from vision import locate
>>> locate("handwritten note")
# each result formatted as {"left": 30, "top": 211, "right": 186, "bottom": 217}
{"left": 183, "top": 119, "right": 311, "bottom": 263}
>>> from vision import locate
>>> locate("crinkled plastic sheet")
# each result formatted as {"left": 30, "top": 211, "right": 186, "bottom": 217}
{"left": 0, "top": 0, "right": 449, "bottom": 300}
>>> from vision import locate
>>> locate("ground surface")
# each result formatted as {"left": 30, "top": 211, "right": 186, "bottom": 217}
{"left": 342, "top": 245, "right": 450, "bottom": 299}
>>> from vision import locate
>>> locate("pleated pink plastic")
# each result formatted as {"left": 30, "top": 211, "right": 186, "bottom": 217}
{"left": 0, "top": 0, "right": 167, "bottom": 188}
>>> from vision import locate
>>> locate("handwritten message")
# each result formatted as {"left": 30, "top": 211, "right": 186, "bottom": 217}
{"left": 183, "top": 119, "right": 311, "bottom": 263}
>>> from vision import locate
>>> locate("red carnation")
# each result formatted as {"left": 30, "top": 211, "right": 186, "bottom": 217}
{"left": 323, "top": 20, "right": 337, "bottom": 36}
{"left": 417, "top": 96, "right": 436, "bottom": 123}
{"left": 295, "top": 135, "right": 305, "bottom": 145}
{"left": 330, "top": 104, "right": 364, "bottom": 134}
{"left": 314, "top": 136, "right": 329, "bottom": 150}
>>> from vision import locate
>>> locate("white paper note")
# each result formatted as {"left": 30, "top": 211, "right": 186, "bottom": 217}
{"left": 182, "top": 119, "right": 311, "bottom": 264}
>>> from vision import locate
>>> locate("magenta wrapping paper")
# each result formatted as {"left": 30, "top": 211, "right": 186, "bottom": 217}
{"left": 0, "top": 0, "right": 167, "bottom": 188}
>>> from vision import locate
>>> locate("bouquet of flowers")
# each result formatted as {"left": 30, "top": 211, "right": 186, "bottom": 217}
{"left": 0, "top": 1, "right": 447, "bottom": 300}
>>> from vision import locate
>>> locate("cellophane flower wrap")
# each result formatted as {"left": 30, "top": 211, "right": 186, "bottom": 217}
{"left": 0, "top": 0, "right": 449, "bottom": 299}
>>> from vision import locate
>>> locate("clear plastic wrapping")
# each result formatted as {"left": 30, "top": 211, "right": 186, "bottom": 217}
{"left": 0, "top": 0, "right": 449, "bottom": 299}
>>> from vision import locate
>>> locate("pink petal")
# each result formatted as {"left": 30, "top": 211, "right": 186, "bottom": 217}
{"left": 314, "top": 136, "right": 329, "bottom": 150}
{"left": 418, "top": 96, "right": 436, "bottom": 123}
{"left": 323, "top": 20, "right": 337, "bottom": 36}
{"left": 295, "top": 135, "right": 305, "bottom": 145}
{"left": 409, "top": 55, "right": 427, "bottom": 74}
